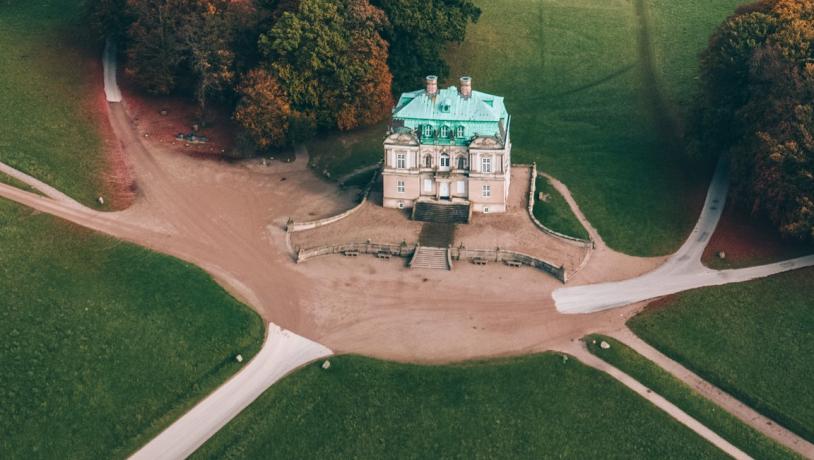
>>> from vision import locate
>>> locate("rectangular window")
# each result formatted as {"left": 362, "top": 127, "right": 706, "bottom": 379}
{"left": 396, "top": 153, "right": 406, "bottom": 169}
{"left": 457, "top": 181, "right": 465, "bottom": 194}
{"left": 397, "top": 180, "right": 405, "bottom": 193}
{"left": 481, "top": 157, "right": 492, "bottom": 173}
{"left": 423, "top": 179, "right": 433, "bottom": 192}
{"left": 482, "top": 185, "right": 491, "bottom": 198}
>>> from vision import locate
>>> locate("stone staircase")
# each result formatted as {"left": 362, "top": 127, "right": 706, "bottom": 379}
{"left": 413, "top": 201, "right": 470, "bottom": 224}
{"left": 410, "top": 246, "right": 450, "bottom": 270}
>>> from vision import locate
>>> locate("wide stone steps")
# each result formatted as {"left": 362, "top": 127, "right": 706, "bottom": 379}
{"left": 410, "top": 246, "right": 450, "bottom": 270}
{"left": 413, "top": 201, "right": 470, "bottom": 224}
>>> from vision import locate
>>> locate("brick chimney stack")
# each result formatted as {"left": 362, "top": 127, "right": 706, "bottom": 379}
{"left": 425, "top": 75, "right": 438, "bottom": 96}
{"left": 459, "top": 76, "right": 472, "bottom": 98}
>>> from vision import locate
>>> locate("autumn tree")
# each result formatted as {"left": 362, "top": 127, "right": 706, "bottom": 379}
{"left": 256, "top": 0, "right": 393, "bottom": 131}
{"left": 372, "top": 0, "right": 481, "bottom": 94}
{"left": 234, "top": 68, "right": 315, "bottom": 149}
{"left": 696, "top": 0, "right": 814, "bottom": 240}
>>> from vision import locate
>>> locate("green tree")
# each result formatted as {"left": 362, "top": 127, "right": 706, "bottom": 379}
{"left": 372, "top": 0, "right": 481, "bottom": 94}
{"left": 696, "top": 0, "right": 814, "bottom": 240}
{"left": 257, "top": 0, "right": 394, "bottom": 131}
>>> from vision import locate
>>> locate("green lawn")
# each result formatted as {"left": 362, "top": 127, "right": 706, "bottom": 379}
{"left": 306, "top": 123, "right": 386, "bottom": 179}
{"left": 0, "top": 200, "right": 265, "bottom": 459}
{"left": 585, "top": 335, "right": 797, "bottom": 460}
{"left": 0, "top": 2, "right": 266, "bottom": 458}
{"left": 533, "top": 175, "right": 589, "bottom": 240}
{"left": 628, "top": 269, "right": 814, "bottom": 443}
{"left": 195, "top": 354, "right": 726, "bottom": 459}
{"left": 0, "top": 1, "right": 111, "bottom": 207}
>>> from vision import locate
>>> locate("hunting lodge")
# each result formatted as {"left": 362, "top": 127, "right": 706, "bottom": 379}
{"left": 382, "top": 75, "right": 512, "bottom": 220}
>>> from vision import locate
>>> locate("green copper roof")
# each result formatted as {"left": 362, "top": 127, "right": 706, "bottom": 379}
{"left": 394, "top": 87, "right": 508, "bottom": 122}
{"left": 391, "top": 86, "right": 510, "bottom": 146}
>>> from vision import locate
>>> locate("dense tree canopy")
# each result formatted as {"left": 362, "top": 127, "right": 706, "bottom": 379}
{"left": 257, "top": 0, "right": 393, "bottom": 132}
{"left": 83, "top": 0, "right": 480, "bottom": 150}
{"left": 696, "top": 0, "right": 814, "bottom": 240}
{"left": 373, "top": 0, "right": 481, "bottom": 94}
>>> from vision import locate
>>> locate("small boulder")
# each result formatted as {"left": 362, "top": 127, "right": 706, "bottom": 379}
{"left": 717, "top": 251, "right": 727, "bottom": 260}
{"left": 97, "top": 196, "right": 105, "bottom": 205}
{"left": 235, "top": 354, "right": 244, "bottom": 363}
{"left": 600, "top": 341, "right": 611, "bottom": 350}
{"left": 321, "top": 360, "right": 331, "bottom": 370}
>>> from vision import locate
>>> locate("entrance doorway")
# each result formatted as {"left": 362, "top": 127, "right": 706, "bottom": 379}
{"left": 439, "top": 182, "right": 450, "bottom": 199}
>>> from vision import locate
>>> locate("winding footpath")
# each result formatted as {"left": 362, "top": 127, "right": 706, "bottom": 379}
{"left": 553, "top": 159, "right": 814, "bottom": 313}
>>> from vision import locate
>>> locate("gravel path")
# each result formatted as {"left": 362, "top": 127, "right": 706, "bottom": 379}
{"left": 130, "top": 325, "right": 332, "bottom": 460}
{"left": 607, "top": 328, "right": 814, "bottom": 458}
{"left": 558, "top": 341, "right": 752, "bottom": 460}
{"left": 553, "top": 159, "right": 814, "bottom": 313}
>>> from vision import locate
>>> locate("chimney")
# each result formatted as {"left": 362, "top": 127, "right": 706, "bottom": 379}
{"left": 459, "top": 76, "right": 472, "bottom": 98}
{"left": 425, "top": 75, "right": 438, "bottom": 96}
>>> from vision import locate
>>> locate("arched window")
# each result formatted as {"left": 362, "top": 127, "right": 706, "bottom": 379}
{"left": 455, "top": 125, "right": 465, "bottom": 138}
{"left": 439, "top": 125, "right": 450, "bottom": 138}
{"left": 424, "top": 154, "right": 433, "bottom": 168}
{"left": 422, "top": 125, "right": 434, "bottom": 138}
{"left": 456, "top": 155, "right": 467, "bottom": 170}
{"left": 440, "top": 153, "right": 450, "bottom": 169}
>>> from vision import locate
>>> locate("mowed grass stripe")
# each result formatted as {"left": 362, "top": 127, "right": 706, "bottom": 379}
{"left": 194, "top": 354, "right": 728, "bottom": 459}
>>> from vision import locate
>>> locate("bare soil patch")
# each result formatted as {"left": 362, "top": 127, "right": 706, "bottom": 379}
{"left": 120, "top": 75, "right": 238, "bottom": 160}
{"left": 702, "top": 204, "right": 814, "bottom": 269}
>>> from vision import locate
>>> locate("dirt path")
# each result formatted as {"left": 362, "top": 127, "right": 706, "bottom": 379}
{"left": 558, "top": 341, "right": 751, "bottom": 460}
{"left": 607, "top": 328, "right": 814, "bottom": 458}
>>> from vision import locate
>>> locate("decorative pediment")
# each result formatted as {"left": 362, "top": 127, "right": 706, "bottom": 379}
{"left": 385, "top": 131, "right": 419, "bottom": 146}
{"left": 470, "top": 136, "right": 504, "bottom": 149}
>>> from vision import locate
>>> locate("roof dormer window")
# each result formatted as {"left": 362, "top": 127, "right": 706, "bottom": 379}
{"left": 439, "top": 125, "right": 450, "bottom": 139}
{"left": 422, "top": 125, "right": 434, "bottom": 138}
{"left": 455, "top": 125, "right": 465, "bottom": 138}
{"left": 440, "top": 98, "right": 452, "bottom": 113}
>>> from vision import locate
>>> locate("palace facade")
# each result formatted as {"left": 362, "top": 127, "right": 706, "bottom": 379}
{"left": 382, "top": 75, "right": 512, "bottom": 214}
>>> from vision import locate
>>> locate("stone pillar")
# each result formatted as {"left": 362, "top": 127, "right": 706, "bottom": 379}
{"left": 459, "top": 76, "right": 472, "bottom": 98}
{"left": 426, "top": 75, "right": 438, "bottom": 96}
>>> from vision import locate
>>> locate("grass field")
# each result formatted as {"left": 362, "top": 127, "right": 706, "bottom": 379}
{"left": 195, "top": 354, "right": 726, "bottom": 459}
{"left": 0, "top": 1, "right": 111, "bottom": 207}
{"left": 0, "top": 2, "right": 266, "bottom": 458}
{"left": 306, "top": 123, "right": 386, "bottom": 179}
{"left": 0, "top": 200, "right": 265, "bottom": 459}
{"left": 533, "top": 175, "right": 589, "bottom": 240}
{"left": 628, "top": 269, "right": 814, "bottom": 443}
{"left": 585, "top": 335, "right": 796, "bottom": 460}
